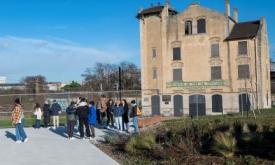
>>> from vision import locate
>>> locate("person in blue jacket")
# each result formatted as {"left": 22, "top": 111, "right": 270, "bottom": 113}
{"left": 88, "top": 101, "right": 97, "bottom": 138}
{"left": 50, "top": 100, "right": 62, "bottom": 129}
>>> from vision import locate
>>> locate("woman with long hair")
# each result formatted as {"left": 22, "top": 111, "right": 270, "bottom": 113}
{"left": 11, "top": 98, "right": 28, "bottom": 143}
{"left": 33, "top": 103, "right": 42, "bottom": 129}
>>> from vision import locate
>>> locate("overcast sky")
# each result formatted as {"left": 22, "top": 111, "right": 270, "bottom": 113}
{"left": 0, "top": 0, "right": 274, "bottom": 83}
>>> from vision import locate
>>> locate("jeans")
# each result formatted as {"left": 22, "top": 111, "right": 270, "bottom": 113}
{"left": 52, "top": 116, "right": 59, "bottom": 128}
{"left": 133, "top": 116, "right": 139, "bottom": 133}
{"left": 15, "top": 123, "right": 27, "bottom": 141}
{"left": 115, "top": 116, "right": 123, "bottom": 131}
{"left": 89, "top": 125, "right": 95, "bottom": 138}
{"left": 35, "top": 119, "right": 41, "bottom": 129}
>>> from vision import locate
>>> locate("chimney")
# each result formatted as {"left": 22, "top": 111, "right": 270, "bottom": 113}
{"left": 225, "top": 0, "right": 230, "bottom": 17}
{"left": 233, "top": 8, "right": 238, "bottom": 22}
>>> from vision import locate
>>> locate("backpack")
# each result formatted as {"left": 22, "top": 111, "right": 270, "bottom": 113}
{"left": 136, "top": 106, "right": 142, "bottom": 116}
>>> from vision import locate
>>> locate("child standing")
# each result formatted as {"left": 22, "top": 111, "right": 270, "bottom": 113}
{"left": 33, "top": 103, "right": 42, "bottom": 129}
{"left": 88, "top": 101, "right": 97, "bottom": 138}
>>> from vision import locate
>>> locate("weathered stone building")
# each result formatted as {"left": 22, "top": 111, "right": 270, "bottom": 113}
{"left": 137, "top": 0, "right": 271, "bottom": 117}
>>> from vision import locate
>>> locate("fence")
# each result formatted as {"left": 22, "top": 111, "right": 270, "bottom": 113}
{"left": 0, "top": 90, "right": 142, "bottom": 120}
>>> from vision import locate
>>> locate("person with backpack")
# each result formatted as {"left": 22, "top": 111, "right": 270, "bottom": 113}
{"left": 33, "top": 103, "right": 42, "bottom": 129}
{"left": 106, "top": 99, "right": 115, "bottom": 129}
{"left": 88, "top": 101, "right": 97, "bottom": 138}
{"left": 122, "top": 99, "right": 129, "bottom": 133}
{"left": 130, "top": 100, "right": 140, "bottom": 134}
{"left": 50, "top": 100, "right": 62, "bottom": 129}
{"left": 66, "top": 101, "right": 77, "bottom": 140}
{"left": 113, "top": 100, "right": 124, "bottom": 132}
{"left": 42, "top": 101, "right": 51, "bottom": 128}
{"left": 11, "top": 98, "right": 28, "bottom": 143}
{"left": 76, "top": 98, "right": 91, "bottom": 139}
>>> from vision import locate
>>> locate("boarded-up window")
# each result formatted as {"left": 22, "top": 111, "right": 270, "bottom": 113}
{"left": 173, "top": 69, "right": 182, "bottom": 81}
{"left": 185, "top": 21, "right": 192, "bottom": 35}
{"left": 153, "top": 68, "right": 157, "bottom": 79}
{"left": 238, "top": 65, "right": 250, "bottom": 79}
{"left": 211, "top": 66, "right": 222, "bottom": 80}
{"left": 211, "top": 44, "right": 220, "bottom": 57}
{"left": 238, "top": 41, "right": 248, "bottom": 55}
{"left": 197, "top": 19, "right": 206, "bottom": 34}
{"left": 173, "top": 47, "right": 181, "bottom": 60}
{"left": 152, "top": 48, "right": 157, "bottom": 58}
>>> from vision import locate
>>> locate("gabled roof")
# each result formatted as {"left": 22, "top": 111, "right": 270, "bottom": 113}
{"left": 225, "top": 20, "right": 261, "bottom": 41}
{"left": 137, "top": 5, "right": 178, "bottom": 19}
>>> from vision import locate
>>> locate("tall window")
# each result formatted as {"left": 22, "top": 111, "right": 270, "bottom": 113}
{"left": 173, "top": 47, "right": 181, "bottom": 60}
{"left": 211, "top": 66, "right": 222, "bottom": 80}
{"left": 173, "top": 69, "right": 182, "bottom": 81}
{"left": 238, "top": 65, "right": 250, "bottom": 79}
{"left": 153, "top": 68, "right": 157, "bottom": 79}
{"left": 197, "top": 19, "right": 206, "bottom": 34}
{"left": 152, "top": 48, "right": 157, "bottom": 58}
{"left": 238, "top": 41, "right": 248, "bottom": 55}
{"left": 211, "top": 44, "right": 220, "bottom": 57}
{"left": 185, "top": 21, "right": 192, "bottom": 35}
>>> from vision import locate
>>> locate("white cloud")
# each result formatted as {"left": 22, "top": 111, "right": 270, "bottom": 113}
{"left": 0, "top": 36, "right": 137, "bottom": 83}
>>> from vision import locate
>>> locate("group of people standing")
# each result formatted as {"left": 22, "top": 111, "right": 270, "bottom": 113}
{"left": 10, "top": 95, "right": 140, "bottom": 143}
{"left": 96, "top": 95, "right": 140, "bottom": 134}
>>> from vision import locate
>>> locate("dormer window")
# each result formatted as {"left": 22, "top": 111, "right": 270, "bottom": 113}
{"left": 185, "top": 21, "right": 192, "bottom": 35}
{"left": 197, "top": 19, "right": 206, "bottom": 34}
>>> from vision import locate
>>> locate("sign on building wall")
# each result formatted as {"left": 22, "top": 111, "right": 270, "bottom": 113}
{"left": 167, "top": 80, "right": 229, "bottom": 89}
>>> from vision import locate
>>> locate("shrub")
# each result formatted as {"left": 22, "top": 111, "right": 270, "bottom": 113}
{"left": 212, "top": 132, "right": 237, "bottom": 158}
{"left": 125, "top": 132, "right": 156, "bottom": 154}
{"left": 247, "top": 123, "right": 258, "bottom": 133}
{"left": 233, "top": 120, "right": 243, "bottom": 136}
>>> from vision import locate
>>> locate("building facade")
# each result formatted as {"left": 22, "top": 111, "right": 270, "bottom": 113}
{"left": 0, "top": 76, "right": 7, "bottom": 84}
{"left": 137, "top": 0, "right": 271, "bottom": 117}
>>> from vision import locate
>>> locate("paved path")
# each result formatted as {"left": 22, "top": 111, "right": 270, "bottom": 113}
{"left": 0, "top": 127, "right": 120, "bottom": 165}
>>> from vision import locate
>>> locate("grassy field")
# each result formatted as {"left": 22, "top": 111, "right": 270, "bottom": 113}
{"left": 0, "top": 116, "right": 67, "bottom": 128}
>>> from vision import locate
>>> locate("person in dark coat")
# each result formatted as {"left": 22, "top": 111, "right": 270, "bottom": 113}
{"left": 76, "top": 98, "right": 91, "bottom": 139}
{"left": 88, "top": 101, "right": 97, "bottom": 138}
{"left": 50, "top": 100, "right": 62, "bottom": 129}
{"left": 122, "top": 99, "right": 129, "bottom": 133}
{"left": 130, "top": 100, "right": 139, "bottom": 134}
{"left": 43, "top": 101, "right": 51, "bottom": 128}
{"left": 66, "top": 101, "right": 77, "bottom": 140}
{"left": 106, "top": 99, "right": 115, "bottom": 128}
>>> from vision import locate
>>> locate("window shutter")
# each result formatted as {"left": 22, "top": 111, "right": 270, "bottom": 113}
{"left": 211, "top": 66, "right": 222, "bottom": 80}
{"left": 173, "top": 69, "right": 182, "bottom": 81}
{"left": 211, "top": 44, "right": 219, "bottom": 57}
{"left": 238, "top": 41, "right": 248, "bottom": 55}
{"left": 238, "top": 65, "right": 250, "bottom": 79}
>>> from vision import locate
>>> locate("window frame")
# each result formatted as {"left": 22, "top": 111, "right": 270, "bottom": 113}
{"left": 173, "top": 47, "right": 181, "bottom": 61}
{"left": 153, "top": 68, "right": 157, "bottom": 79}
{"left": 197, "top": 18, "right": 206, "bottom": 34}
{"left": 185, "top": 20, "right": 192, "bottom": 35}
{"left": 238, "top": 41, "right": 248, "bottom": 55}
{"left": 211, "top": 43, "right": 220, "bottom": 58}
{"left": 238, "top": 64, "right": 250, "bottom": 79}
{"left": 152, "top": 48, "right": 157, "bottom": 59}
{"left": 211, "top": 66, "right": 222, "bottom": 80}
{"left": 173, "top": 68, "right": 182, "bottom": 81}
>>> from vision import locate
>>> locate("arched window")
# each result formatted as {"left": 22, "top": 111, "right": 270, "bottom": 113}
{"left": 197, "top": 19, "right": 206, "bottom": 34}
{"left": 212, "top": 95, "right": 223, "bottom": 113}
{"left": 185, "top": 21, "right": 192, "bottom": 35}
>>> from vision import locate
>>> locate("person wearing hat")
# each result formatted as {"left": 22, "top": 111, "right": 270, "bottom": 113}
{"left": 43, "top": 100, "right": 51, "bottom": 128}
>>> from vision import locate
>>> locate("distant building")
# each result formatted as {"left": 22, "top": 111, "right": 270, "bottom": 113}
{"left": 0, "top": 83, "right": 26, "bottom": 90}
{"left": 0, "top": 76, "right": 7, "bottom": 84}
{"left": 47, "top": 82, "right": 65, "bottom": 91}
{"left": 138, "top": 0, "right": 271, "bottom": 117}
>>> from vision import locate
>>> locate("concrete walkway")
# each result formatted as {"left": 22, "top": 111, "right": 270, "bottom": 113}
{"left": 0, "top": 127, "right": 120, "bottom": 165}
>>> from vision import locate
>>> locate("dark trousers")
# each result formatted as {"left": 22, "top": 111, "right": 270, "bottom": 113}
{"left": 96, "top": 109, "right": 101, "bottom": 124}
{"left": 35, "top": 119, "right": 41, "bottom": 129}
{"left": 67, "top": 120, "right": 76, "bottom": 138}
{"left": 44, "top": 116, "right": 50, "bottom": 127}
{"left": 89, "top": 125, "right": 95, "bottom": 138}
{"left": 79, "top": 117, "right": 91, "bottom": 138}
{"left": 107, "top": 113, "right": 114, "bottom": 127}
{"left": 100, "top": 112, "right": 106, "bottom": 124}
